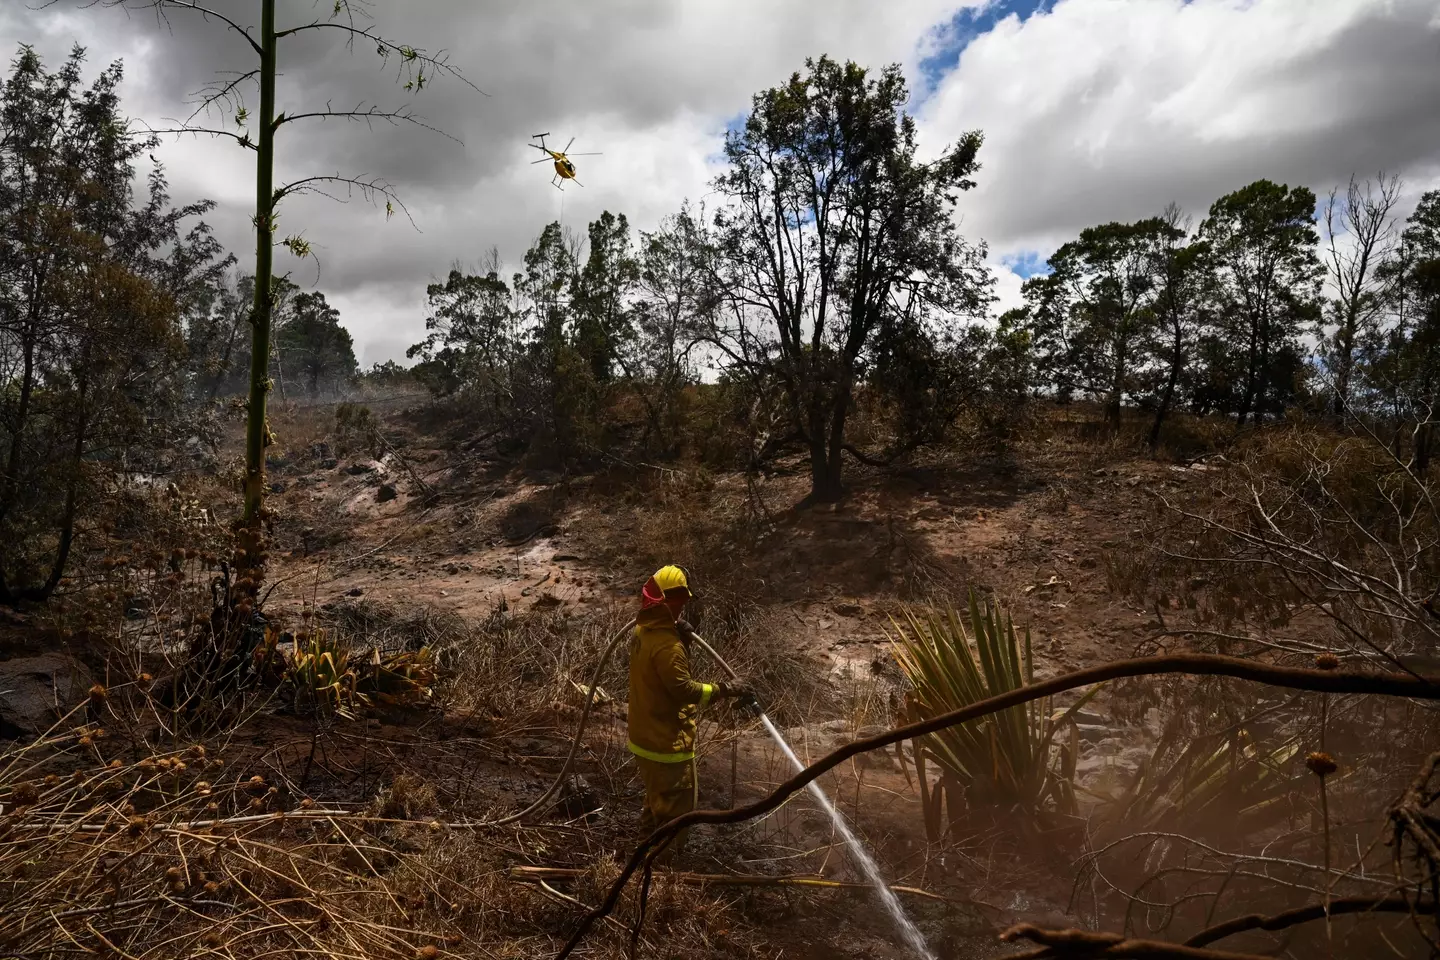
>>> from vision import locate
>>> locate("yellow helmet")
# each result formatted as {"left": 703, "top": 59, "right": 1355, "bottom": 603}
{"left": 652, "top": 564, "right": 689, "bottom": 595}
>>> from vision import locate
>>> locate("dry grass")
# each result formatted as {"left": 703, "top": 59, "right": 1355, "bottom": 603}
{"left": 0, "top": 703, "right": 769, "bottom": 960}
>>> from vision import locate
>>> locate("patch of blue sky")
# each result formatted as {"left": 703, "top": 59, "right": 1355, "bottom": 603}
{"left": 1001, "top": 249, "right": 1050, "bottom": 279}
{"left": 914, "top": 0, "right": 1053, "bottom": 104}
{"left": 703, "top": 110, "right": 749, "bottom": 166}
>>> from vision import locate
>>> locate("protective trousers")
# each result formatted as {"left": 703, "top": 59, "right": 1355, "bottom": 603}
{"left": 634, "top": 755, "right": 697, "bottom": 861}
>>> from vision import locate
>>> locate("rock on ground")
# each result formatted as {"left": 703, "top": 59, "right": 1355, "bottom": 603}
{"left": 0, "top": 654, "right": 92, "bottom": 738}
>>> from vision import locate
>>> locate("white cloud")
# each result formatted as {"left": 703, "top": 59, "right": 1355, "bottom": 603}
{"left": 919, "top": 0, "right": 1440, "bottom": 279}
{"left": 3, "top": 1, "right": 1439, "bottom": 362}
{"left": 3, "top": 0, "right": 990, "bottom": 364}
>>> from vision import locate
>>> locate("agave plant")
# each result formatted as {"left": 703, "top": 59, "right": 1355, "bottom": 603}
{"left": 289, "top": 628, "right": 362, "bottom": 720}
{"left": 1092, "top": 718, "right": 1305, "bottom": 845}
{"left": 888, "top": 591, "right": 1099, "bottom": 840}
{"left": 355, "top": 646, "right": 436, "bottom": 708}
{"left": 289, "top": 631, "right": 436, "bottom": 720}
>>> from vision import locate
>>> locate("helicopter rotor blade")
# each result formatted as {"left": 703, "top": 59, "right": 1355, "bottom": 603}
{"left": 531, "top": 132, "right": 550, "bottom": 139}
{"left": 568, "top": 152, "right": 602, "bottom": 157}
{"left": 531, "top": 157, "right": 552, "bottom": 164}
{"left": 563, "top": 137, "right": 575, "bottom": 153}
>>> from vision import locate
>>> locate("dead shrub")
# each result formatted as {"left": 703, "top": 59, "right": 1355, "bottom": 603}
{"left": 376, "top": 773, "right": 440, "bottom": 819}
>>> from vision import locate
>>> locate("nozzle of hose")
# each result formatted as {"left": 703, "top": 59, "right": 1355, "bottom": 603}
{"left": 736, "top": 692, "right": 762, "bottom": 716}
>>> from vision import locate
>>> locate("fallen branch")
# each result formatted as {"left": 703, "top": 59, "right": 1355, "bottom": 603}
{"left": 554, "top": 653, "right": 1440, "bottom": 960}
{"left": 1184, "top": 894, "right": 1436, "bottom": 947}
{"left": 1000, "top": 923, "right": 1271, "bottom": 960}
{"left": 508, "top": 865, "right": 984, "bottom": 909}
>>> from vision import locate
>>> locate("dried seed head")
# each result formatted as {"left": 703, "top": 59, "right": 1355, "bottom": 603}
{"left": 189, "top": 745, "right": 206, "bottom": 759}
{"left": 429, "top": 820, "right": 442, "bottom": 832}
{"left": 195, "top": 781, "right": 211, "bottom": 795}
{"left": 248, "top": 775, "right": 265, "bottom": 788}
{"left": 200, "top": 932, "right": 222, "bottom": 947}
{"left": 88, "top": 683, "right": 107, "bottom": 702}
{"left": 11, "top": 782, "right": 39, "bottom": 805}
{"left": 165, "top": 866, "right": 182, "bottom": 880}
{"left": 127, "top": 816, "right": 148, "bottom": 836}
{"left": 138, "top": 759, "right": 156, "bottom": 773}
{"left": 157, "top": 758, "right": 172, "bottom": 770}
{"left": 248, "top": 798, "right": 264, "bottom": 811}
{"left": 122, "top": 803, "right": 136, "bottom": 816}
{"left": 206, "top": 803, "right": 219, "bottom": 814}
{"left": 44, "top": 774, "right": 59, "bottom": 786}
{"left": 1315, "top": 653, "right": 1339, "bottom": 670}
{"left": 300, "top": 797, "right": 315, "bottom": 809}
{"left": 139, "top": 672, "right": 153, "bottom": 683}
{"left": 108, "top": 759, "right": 122, "bottom": 770}
{"left": 1306, "top": 751, "right": 1338, "bottom": 778}
{"left": 208, "top": 758, "right": 224, "bottom": 770}
{"left": 416, "top": 947, "right": 440, "bottom": 960}
{"left": 203, "top": 880, "right": 220, "bottom": 894}
{"left": 172, "top": 760, "right": 187, "bottom": 772}
{"left": 78, "top": 736, "right": 93, "bottom": 747}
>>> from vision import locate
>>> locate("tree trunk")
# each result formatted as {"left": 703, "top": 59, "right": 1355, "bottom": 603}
{"left": 1105, "top": 341, "right": 1126, "bottom": 430}
{"left": 807, "top": 433, "right": 843, "bottom": 503}
{"left": 1237, "top": 321, "right": 1258, "bottom": 429}
{"left": 1148, "top": 347, "right": 1181, "bottom": 450}
{"left": 38, "top": 389, "right": 90, "bottom": 600}
{"left": 1332, "top": 332, "right": 1353, "bottom": 419}
{"left": 0, "top": 334, "right": 37, "bottom": 531}
{"left": 241, "top": 0, "right": 277, "bottom": 530}
{"left": 207, "top": 305, "right": 246, "bottom": 402}
{"left": 808, "top": 380, "right": 852, "bottom": 503}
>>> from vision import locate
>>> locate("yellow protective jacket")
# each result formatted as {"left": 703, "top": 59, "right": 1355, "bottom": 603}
{"left": 627, "top": 607, "right": 715, "bottom": 763}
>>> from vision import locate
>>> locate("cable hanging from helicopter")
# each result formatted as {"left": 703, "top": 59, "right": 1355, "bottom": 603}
{"left": 529, "top": 132, "right": 602, "bottom": 190}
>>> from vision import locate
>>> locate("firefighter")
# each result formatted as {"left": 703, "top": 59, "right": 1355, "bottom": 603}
{"left": 627, "top": 565, "right": 752, "bottom": 857}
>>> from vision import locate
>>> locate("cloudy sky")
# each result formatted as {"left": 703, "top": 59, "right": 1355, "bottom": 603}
{"left": 3, "top": 0, "right": 1439, "bottom": 367}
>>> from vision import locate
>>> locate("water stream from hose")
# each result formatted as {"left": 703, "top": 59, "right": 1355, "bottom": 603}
{"left": 756, "top": 713, "right": 935, "bottom": 959}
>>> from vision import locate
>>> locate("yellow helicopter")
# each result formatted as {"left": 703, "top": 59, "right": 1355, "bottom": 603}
{"left": 529, "top": 132, "right": 601, "bottom": 190}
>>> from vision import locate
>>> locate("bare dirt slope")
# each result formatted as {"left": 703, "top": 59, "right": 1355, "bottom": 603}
{"left": 230, "top": 404, "right": 1223, "bottom": 957}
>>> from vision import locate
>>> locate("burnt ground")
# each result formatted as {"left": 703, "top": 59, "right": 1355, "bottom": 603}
{"left": 6, "top": 399, "right": 1366, "bottom": 960}
{"left": 224, "top": 402, "right": 1225, "bottom": 959}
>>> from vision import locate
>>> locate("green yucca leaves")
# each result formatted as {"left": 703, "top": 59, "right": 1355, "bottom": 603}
{"left": 1092, "top": 718, "right": 1305, "bottom": 844}
{"left": 288, "top": 629, "right": 434, "bottom": 719}
{"left": 888, "top": 591, "right": 1099, "bottom": 839}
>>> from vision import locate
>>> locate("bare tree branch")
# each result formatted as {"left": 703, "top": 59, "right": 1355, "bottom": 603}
{"left": 554, "top": 654, "right": 1440, "bottom": 959}
{"left": 273, "top": 174, "right": 415, "bottom": 228}
{"left": 272, "top": 102, "right": 459, "bottom": 144}
{"left": 1184, "top": 895, "right": 1436, "bottom": 948}
{"left": 1000, "top": 923, "right": 1273, "bottom": 959}
{"left": 271, "top": 20, "right": 485, "bottom": 96}
{"left": 138, "top": 121, "right": 256, "bottom": 151}
{"left": 73, "top": 0, "right": 265, "bottom": 57}
{"left": 1002, "top": 921, "right": 1272, "bottom": 960}
{"left": 182, "top": 69, "right": 261, "bottom": 126}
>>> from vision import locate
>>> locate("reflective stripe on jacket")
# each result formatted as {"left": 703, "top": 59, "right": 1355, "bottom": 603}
{"left": 627, "top": 608, "right": 714, "bottom": 763}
